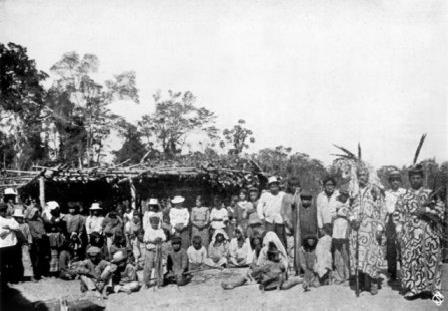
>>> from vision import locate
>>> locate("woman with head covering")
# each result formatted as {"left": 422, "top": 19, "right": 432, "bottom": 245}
{"left": 257, "top": 231, "right": 289, "bottom": 269}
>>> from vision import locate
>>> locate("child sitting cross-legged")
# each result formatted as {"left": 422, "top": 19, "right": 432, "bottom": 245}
{"left": 109, "top": 250, "right": 140, "bottom": 294}
{"left": 204, "top": 229, "right": 229, "bottom": 269}
{"left": 165, "top": 236, "right": 191, "bottom": 286}
{"left": 187, "top": 235, "right": 208, "bottom": 270}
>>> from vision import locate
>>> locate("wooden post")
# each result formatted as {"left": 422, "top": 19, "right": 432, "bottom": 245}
{"left": 129, "top": 179, "right": 136, "bottom": 210}
{"left": 444, "top": 182, "right": 448, "bottom": 263}
{"left": 39, "top": 176, "right": 45, "bottom": 209}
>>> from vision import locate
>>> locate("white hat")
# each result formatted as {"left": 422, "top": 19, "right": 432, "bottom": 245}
{"left": 267, "top": 176, "right": 280, "bottom": 185}
{"left": 12, "top": 209, "right": 24, "bottom": 218}
{"left": 111, "top": 250, "right": 127, "bottom": 263}
{"left": 89, "top": 203, "right": 102, "bottom": 210}
{"left": 4, "top": 188, "right": 17, "bottom": 195}
{"left": 171, "top": 195, "right": 185, "bottom": 204}
{"left": 46, "top": 201, "right": 59, "bottom": 211}
{"left": 148, "top": 198, "right": 159, "bottom": 205}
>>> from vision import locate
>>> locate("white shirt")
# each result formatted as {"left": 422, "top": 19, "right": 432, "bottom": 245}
{"left": 385, "top": 188, "right": 406, "bottom": 214}
{"left": 0, "top": 216, "right": 19, "bottom": 248}
{"left": 187, "top": 245, "right": 207, "bottom": 264}
{"left": 85, "top": 216, "right": 104, "bottom": 235}
{"left": 316, "top": 190, "right": 339, "bottom": 229}
{"left": 210, "top": 208, "right": 228, "bottom": 230}
{"left": 143, "top": 227, "right": 166, "bottom": 249}
{"left": 169, "top": 208, "right": 190, "bottom": 227}
{"left": 143, "top": 211, "right": 163, "bottom": 232}
{"left": 256, "top": 191, "right": 286, "bottom": 224}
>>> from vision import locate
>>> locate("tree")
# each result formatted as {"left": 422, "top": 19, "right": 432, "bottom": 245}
{"left": 252, "top": 146, "right": 326, "bottom": 194}
{"left": 138, "top": 90, "right": 218, "bottom": 158}
{"left": 220, "top": 119, "right": 255, "bottom": 155}
{"left": 0, "top": 42, "right": 49, "bottom": 169}
{"left": 47, "top": 51, "right": 139, "bottom": 166}
{"left": 113, "top": 123, "right": 147, "bottom": 164}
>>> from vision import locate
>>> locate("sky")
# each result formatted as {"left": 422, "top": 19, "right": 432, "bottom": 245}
{"left": 0, "top": 0, "right": 447, "bottom": 167}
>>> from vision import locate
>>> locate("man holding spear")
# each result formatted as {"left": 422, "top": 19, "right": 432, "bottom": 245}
{"left": 348, "top": 165, "right": 386, "bottom": 296}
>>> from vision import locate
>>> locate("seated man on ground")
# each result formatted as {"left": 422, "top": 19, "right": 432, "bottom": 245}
{"left": 109, "top": 250, "right": 140, "bottom": 294}
{"left": 72, "top": 246, "right": 113, "bottom": 298}
{"left": 165, "top": 236, "right": 190, "bottom": 286}
{"left": 205, "top": 229, "right": 229, "bottom": 269}
{"left": 298, "top": 235, "right": 320, "bottom": 291}
{"left": 187, "top": 235, "right": 208, "bottom": 270}
{"left": 228, "top": 227, "right": 252, "bottom": 267}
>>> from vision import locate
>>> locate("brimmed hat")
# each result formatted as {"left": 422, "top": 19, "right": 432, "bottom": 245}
{"left": 148, "top": 198, "right": 159, "bottom": 205}
{"left": 300, "top": 191, "right": 313, "bottom": 200}
{"left": 248, "top": 212, "right": 262, "bottom": 225}
{"left": 89, "top": 203, "right": 102, "bottom": 210}
{"left": 12, "top": 209, "right": 24, "bottom": 218}
{"left": 46, "top": 201, "right": 59, "bottom": 211}
{"left": 171, "top": 195, "right": 185, "bottom": 204}
{"left": 4, "top": 188, "right": 17, "bottom": 195}
{"left": 111, "top": 250, "right": 127, "bottom": 263}
{"left": 86, "top": 246, "right": 101, "bottom": 255}
{"left": 388, "top": 169, "right": 402, "bottom": 181}
{"left": 267, "top": 176, "right": 280, "bottom": 185}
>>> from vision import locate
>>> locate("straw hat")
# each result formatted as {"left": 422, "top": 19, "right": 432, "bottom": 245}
{"left": 86, "top": 246, "right": 101, "bottom": 255}
{"left": 267, "top": 176, "right": 280, "bottom": 185}
{"left": 89, "top": 203, "right": 102, "bottom": 210}
{"left": 171, "top": 195, "right": 185, "bottom": 204}
{"left": 4, "top": 188, "right": 17, "bottom": 195}
{"left": 46, "top": 201, "right": 59, "bottom": 211}
{"left": 148, "top": 198, "right": 159, "bottom": 205}
{"left": 12, "top": 209, "right": 24, "bottom": 218}
{"left": 111, "top": 250, "right": 127, "bottom": 263}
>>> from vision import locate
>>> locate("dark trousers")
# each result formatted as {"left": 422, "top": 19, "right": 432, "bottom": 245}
{"left": 0, "top": 244, "right": 21, "bottom": 285}
{"left": 385, "top": 214, "right": 399, "bottom": 279}
{"left": 265, "top": 222, "right": 287, "bottom": 247}
{"left": 30, "top": 238, "right": 49, "bottom": 279}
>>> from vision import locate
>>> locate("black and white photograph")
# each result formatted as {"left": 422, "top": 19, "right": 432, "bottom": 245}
{"left": 0, "top": 0, "right": 447, "bottom": 310}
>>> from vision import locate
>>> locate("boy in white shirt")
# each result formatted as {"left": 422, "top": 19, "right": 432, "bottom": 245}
{"left": 143, "top": 216, "right": 166, "bottom": 288}
{"left": 187, "top": 235, "right": 208, "bottom": 270}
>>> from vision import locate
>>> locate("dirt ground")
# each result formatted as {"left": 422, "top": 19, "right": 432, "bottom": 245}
{"left": 4, "top": 269, "right": 445, "bottom": 311}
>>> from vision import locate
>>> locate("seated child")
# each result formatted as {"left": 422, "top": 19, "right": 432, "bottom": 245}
{"left": 228, "top": 227, "right": 252, "bottom": 267}
{"left": 109, "top": 250, "right": 140, "bottom": 294}
{"left": 298, "top": 235, "right": 320, "bottom": 291}
{"left": 205, "top": 229, "right": 229, "bottom": 269}
{"left": 165, "top": 236, "right": 190, "bottom": 286}
{"left": 187, "top": 235, "right": 208, "bottom": 270}
{"left": 222, "top": 241, "right": 288, "bottom": 291}
{"left": 315, "top": 224, "right": 333, "bottom": 286}
{"left": 73, "top": 246, "right": 113, "bottom": 298}
{"left": 59, "top": 232, "right": 83, "bottom": 280}
{"left": 143, "top": 216, "right": 166, "bottom": 288}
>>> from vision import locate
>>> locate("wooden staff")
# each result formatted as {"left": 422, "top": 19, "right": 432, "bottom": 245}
{"left": 292, "top": 191, "right": 299, "bottom": 276}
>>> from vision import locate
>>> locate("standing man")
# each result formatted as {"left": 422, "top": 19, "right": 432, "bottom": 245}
{"left": 384, "top": 169, "right": 405, "bottom": 282}
{"left": 257, "top": 176, "right": 287, "bottom": 246}
{"left": 0, "top": 202, "right": 20, "bottom": 286}
{"left": 349, "top": 167, "right": 386, "bottom": 295}
{"left": 394, "top": 165, "right": 445, "bottom": 299}
{"left": 316, "top": 177, "right": 339, "bottom": 237}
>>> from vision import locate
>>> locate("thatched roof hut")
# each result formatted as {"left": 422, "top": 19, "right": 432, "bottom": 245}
{"left": 13, "top": 160, "right": 267, "bottom": 211}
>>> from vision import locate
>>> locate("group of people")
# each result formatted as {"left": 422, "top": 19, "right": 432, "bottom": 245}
{"left": 0, "top": 163, "right": 445, "bottom": 300}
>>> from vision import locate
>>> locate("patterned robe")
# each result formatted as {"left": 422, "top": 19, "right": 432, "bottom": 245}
{"left": 394, "top": 187, "right": 445, "bottom": 295}
{"left": 349, "top": 184, "right": 386, "bottom": 278}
